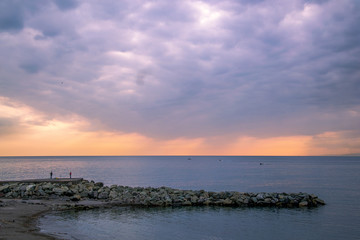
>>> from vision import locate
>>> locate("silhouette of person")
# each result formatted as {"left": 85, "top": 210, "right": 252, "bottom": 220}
{"left": 70, "top": 171, "right": 72, "bottom": 179}
{"left": 50, "top": 171, "right": 53, "bottom": 179}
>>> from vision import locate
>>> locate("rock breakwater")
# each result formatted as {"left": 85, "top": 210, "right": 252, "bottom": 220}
{"left": 0, "top": 179, "right": 325, "bottom": 208}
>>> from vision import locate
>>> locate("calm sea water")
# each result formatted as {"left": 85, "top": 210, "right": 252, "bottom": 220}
{"left": 1, "top": 156, "right": 359, "bottom": 240}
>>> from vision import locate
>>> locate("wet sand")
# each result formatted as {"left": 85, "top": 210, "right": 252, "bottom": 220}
{"left": 0, "top": 198, "right": 118, "bottom": 240}
{"left": 0, "top": 199, "right": 58, "bottom": 240}
{"left": 0, "top": 179, "right": 84, "bottom": 240}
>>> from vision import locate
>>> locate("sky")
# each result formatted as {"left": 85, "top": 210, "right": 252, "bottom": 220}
{"left": 0, "top": 0, "right": 359, "bottom": 156}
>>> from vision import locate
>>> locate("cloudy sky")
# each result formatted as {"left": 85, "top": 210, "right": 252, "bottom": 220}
{"left": 0, "top": 0, "right": 359, "bottom": 156}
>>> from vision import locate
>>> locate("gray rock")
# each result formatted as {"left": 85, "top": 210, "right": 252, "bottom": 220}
{"left": 256, "top": 193, "right": 264, "bottom": 201}
{"left": 42, "top": 183, "right": 54, "bottom": 190}
{"left": 203, "top": 199, "right": 211, "bottom": 205}
{"left": 95, "top": 182, "right": 104, "bottom": 187}
{"left": 80, "top": 190, "right": 89, "bottom": 197}
{"left": 222, "top": 198, "right": 233, "bottom": 205}
{"left": 315, "top": 198, "right": 325, "bottom": 205}
{"left": 98, "top": 191, "right": 109, "bottom": 199}
{"left": 0, "top": 181, "right": 325, "bottom": 209}
{"left": 88, "top": 191, "right": 98, "bottom": 199}
{"left": 182, "top": 200, "right": 192, "bottom": 206}
{"left": 190, "top": 196, "right": 199, "bottom": 204}
{"left": 26, "top": 185, "right": 35, "bottom": 191}
{"left": 37, "top": 189, "right": 46, "bottom": 196}
{"left": 264, "top": 198, "right": 272, "bottom": 203}
{"left": 109, "top": 191, "right": 118, "bottom": 199}
{"left": 52, "top": 187, "right": 65, "bottom": 195}
{"left": 70, "top": 194, "right": 81, "bottom": 201}
{"left": 0, "top": 185, "right": 10, "bottom": 193}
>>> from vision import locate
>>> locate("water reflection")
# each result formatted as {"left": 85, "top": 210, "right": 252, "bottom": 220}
{"left": 40, "top": 206, "right": 322, "bottom": 240}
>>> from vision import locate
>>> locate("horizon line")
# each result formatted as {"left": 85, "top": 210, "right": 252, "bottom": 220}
{"left": 1, "top": 154, "right": 359, "bottom": 157}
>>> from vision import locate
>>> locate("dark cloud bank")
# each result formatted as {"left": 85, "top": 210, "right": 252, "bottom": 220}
{"left": 0, "top": 0, "right": 359, "bottom": 140}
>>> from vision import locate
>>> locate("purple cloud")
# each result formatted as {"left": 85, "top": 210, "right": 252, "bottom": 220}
{"left": 0, "top": 0, "right": 359, "bottom": 140}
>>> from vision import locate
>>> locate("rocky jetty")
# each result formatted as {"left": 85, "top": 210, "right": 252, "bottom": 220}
{"left": 0, "top": 179, "right": 325, "bottom": 208}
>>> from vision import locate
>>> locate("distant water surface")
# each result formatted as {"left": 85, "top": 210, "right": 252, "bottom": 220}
{"left": 1, "top": 156, "right": 359, "bottom": 239}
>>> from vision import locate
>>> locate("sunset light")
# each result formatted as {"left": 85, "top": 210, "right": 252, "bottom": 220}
{"left": 0, "top": 0, "right": 359, "bottom": 156}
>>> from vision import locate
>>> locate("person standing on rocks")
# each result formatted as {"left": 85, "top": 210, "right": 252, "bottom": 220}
{"left": 50, "top": 171, "right": 53, "bottom": 179}
{"left": 70, "top": 171, "right": 72, "bottom": 179}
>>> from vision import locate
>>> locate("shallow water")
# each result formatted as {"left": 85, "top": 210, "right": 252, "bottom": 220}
{"left": 1, "top": 156, "right": 360, "bottom": 239}
{"left": 41, "top": 207, "right": 331, "bottom": 240}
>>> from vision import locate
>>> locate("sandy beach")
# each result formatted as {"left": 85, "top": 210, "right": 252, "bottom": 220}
{"left": 0, "top": 199, "right": 57, "bottom": 240}
{"left": 0, "top": 178, "right": 84, "bottom": 240}
{"left": 0, "top": 198, "right": 119, "bottom": 240}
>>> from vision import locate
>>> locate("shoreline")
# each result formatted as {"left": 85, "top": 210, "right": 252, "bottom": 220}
{"left": 0, "top": 199, "right": 57, "bottom": 240}
{"left": 0, "top": 198, "right": 116, "bottom": 240}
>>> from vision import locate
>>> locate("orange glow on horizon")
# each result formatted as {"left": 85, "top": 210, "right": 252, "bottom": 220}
{"left": 0, "top": 97, "right": 359, "bottom": 156}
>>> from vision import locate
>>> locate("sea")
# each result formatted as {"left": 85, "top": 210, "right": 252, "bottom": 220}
{"left": 1, "top": 156, "right": 359, "bottom": 240}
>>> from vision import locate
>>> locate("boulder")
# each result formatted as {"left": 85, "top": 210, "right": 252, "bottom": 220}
{"left": 26, "top": 185, "right": 35, "bottom": 191}
{"left": 70, "top": 194, "right": 81, "bottom": 201}
{"left": 42, "top": 183, "right": 54, "bottom": 190}
{"left": 109, "top": 191, "right": 118, "bottom": 199}
{"left": 315, "top": 198, "right": 325, "bottom": 205}
{"left": 0, "top": 185, "right": 10, "bottom": 193}
{"left": 256, "top": 193, "right": 264, "bottom": 201}
{"left": 95, "top": 182, "right": 104, "bottom": 187}
{"left": 98, "top": 191, "right": 109, "bottom": 199}
{"left": 53, "top": 187, "right": 65, "bottom": 195}
{"left": 190, "top": 196, "right": 199, "bottom": 204}
{"left": 222, "top": 198, "right": 233, "bottom": 205}
{"left": 0, "top": 180, "right": 325, "bottom": 209}
{"left": 79, "top": 190, "right": 89, "bottom": 197}
{"left": 88, "top": 191, "right": 98, "bottom": 199}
